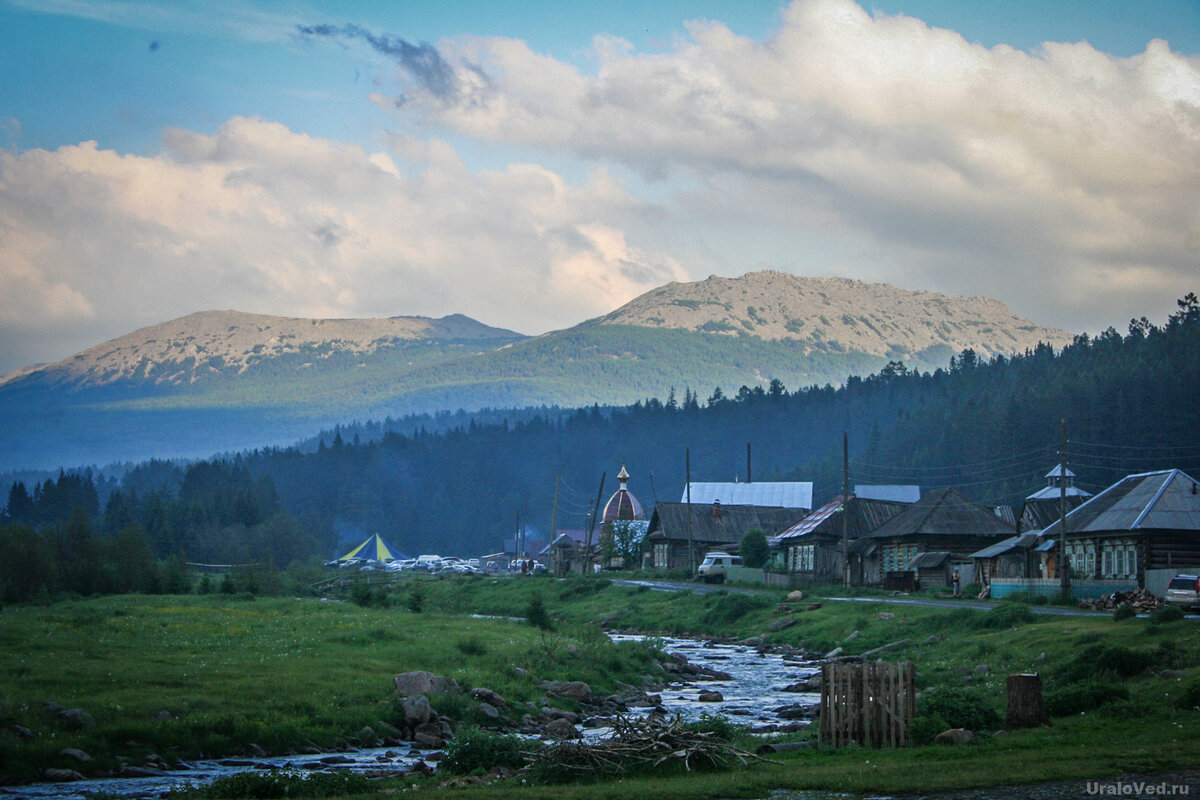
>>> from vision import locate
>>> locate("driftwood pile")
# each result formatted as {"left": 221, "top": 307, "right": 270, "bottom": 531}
{"left": 526, "top": 715, "right": 775, "bottom": 781}
{"left": 1077, "top": 588, "right": 1163, "bottom": 612}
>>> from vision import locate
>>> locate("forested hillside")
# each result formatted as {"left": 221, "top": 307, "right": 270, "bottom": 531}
{"left": 2, "top": 295, "right": 1197, "bottom": 597}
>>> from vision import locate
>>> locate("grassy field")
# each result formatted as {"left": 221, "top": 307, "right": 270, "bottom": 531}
{"left": 3, "top": 573, "right": 1199, "bottom": 798}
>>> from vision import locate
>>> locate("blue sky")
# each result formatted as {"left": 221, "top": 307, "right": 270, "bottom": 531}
{"left": 2, "top": 0, "right": 1199, "bottom": 373}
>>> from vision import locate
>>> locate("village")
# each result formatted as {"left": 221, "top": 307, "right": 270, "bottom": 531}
{"left": 413, "top": 461, "right": 1200, "bottom": 610}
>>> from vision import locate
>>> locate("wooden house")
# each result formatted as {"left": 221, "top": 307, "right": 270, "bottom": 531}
{"left": 1039, "top": 469, "right": 1200, "bottom": 587}
{"left": 969, "top": 531, "right": 1042, "bottom": 585}
{"left": 644, "top": 500, "right": 809, "bottom": 571}
{"left": 769, "top": 495, "right": 909, "bottom": 586}
{"left": 862, "top": 487, "right": 1015, "bottom": 588}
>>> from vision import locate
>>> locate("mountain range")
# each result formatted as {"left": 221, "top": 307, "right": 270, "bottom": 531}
{"left": 0, "top": 271, "right": 1072, "bottom": 471}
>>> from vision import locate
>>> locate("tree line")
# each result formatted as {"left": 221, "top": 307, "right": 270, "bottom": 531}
{"left": 3, "top": 294, "right": 1197, "bottom": 600}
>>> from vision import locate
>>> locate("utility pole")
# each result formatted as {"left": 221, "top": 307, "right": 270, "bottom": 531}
{"left": 1058, "top": 419, "right": 1071, "bottom": 596}
{"left": 747, "top": 442, "right": 752, "bottom": 483}
{"left": 686, "top": 448, "right": 695, "bottom": 573}
{"left": 549, "top": 475, "right": 560, "bottom": 554}
{"left": 583, "top": 472, "right": 606, "bottom": 574}
{"left": 842, "top": 431, "right": 850, "bottom": 587}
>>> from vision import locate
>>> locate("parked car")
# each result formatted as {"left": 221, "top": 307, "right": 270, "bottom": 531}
{"left": 1165, "top": 574, "right": 1200, "bottom": 610}
{"left": 697, "top": 551, "right": 742, "bottom": 583}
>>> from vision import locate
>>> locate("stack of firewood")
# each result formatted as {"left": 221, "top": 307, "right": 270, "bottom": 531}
{"left": 1077, "top": 587, "right": 1163, "bottom": 612}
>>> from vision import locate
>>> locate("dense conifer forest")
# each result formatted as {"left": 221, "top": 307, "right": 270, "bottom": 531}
{"left": 2, "top": 294, "right": 1197, "bottom": 601}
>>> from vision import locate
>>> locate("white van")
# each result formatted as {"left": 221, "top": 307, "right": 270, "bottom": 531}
{"left": 416, "top": 554, "right": 442, "bottom": 571}
{"left": 697, "top": 551, "right": 742, "bottom": 583}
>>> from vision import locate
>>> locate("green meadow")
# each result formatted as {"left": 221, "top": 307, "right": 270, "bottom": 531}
{"left": 3, "top": 573, "right": 1200, "bottom": 798}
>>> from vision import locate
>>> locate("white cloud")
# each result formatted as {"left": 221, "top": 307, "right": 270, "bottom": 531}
{"left": 0, "top": 117, "right": 686, "bottom": 372}
{"left": 373, "top": 0, "right": 1200, "bottom": 332}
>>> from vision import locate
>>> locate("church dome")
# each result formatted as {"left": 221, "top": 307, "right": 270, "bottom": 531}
{"left": 602, "top": 464, "right": 645, "bottom": 522}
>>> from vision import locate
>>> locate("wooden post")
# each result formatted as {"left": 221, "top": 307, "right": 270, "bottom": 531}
{"left": 1006, "top": 673, "right": 1050, "bottom": 729}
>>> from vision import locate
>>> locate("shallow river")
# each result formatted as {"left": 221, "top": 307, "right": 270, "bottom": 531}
{"left": 8, "top": 635, "right": 819, "bottom": 799}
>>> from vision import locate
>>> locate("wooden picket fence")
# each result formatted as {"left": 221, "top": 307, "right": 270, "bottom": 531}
{"left": 819, "top": 661, "right": 915, "bottom": 748}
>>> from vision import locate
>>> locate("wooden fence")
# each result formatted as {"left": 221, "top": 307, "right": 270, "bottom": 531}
{"left": 819, "top": 661, "right": 914, "bottom": 748}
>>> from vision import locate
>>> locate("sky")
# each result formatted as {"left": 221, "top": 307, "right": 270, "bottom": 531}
{"left": 2, "top": 0, "right": 1199, "bottom": 375}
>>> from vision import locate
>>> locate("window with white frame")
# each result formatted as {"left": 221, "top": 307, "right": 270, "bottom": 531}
{"left": 1101, "top": 541, "right": 1137, "bottom": 578}
{"left": 654, "top": 543, "right": 669, "bottom": 569}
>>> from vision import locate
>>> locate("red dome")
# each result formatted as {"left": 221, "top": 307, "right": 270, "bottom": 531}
{"left": 602, "top": 465, "right": 645, "bottom": 522}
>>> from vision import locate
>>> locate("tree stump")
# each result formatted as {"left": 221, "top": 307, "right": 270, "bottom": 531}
{"left": 1005, "top": 673, "right": 1050, "bottom": 729}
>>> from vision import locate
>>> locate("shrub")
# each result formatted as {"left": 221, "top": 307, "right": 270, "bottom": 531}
{"left": 1045, "top": 680, "right": 1129, "bottom": 717}
{"left": 907, "top": 714, "right": 949, "bottom": 745}
{"left": 682, "top": 712, "right": 743, "bottom": 742}
{"left": 917, "top": 687, "right": 1001, "bottom": 732}
{"left": 1151, "top": 605, "right": 1185, "bottom": 625}
{"left": 739, "top": 530, "right": 768, "bottom": 568}
{"left": 440, "top": 728, "right": 540, "bottom": 775}
{"left": 406, "top": 585, "right": 425, "bottom": 613}
{"left": 1112, "top": 604, "right": 1137, "bottom": 621}
{"left": 456, "top": 636, "right": 488, "bottom": 657}
{"left": 969, "top": 603, "right": 1035, "bottom": 629}
{"left": 700, "top": 593, "right": 767, "bottom": 628}
{"left": 1176, "top": 680, "right": 1200, "bottom": 711}
{"left": 1059, "top": 644, "right": 1158, "bottom": 683}
{"left": 526, "top": 592, "right": 553, "bottom": 630}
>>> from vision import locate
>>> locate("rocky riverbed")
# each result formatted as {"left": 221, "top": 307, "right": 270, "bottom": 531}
{"left": 9, "top": 633, "right": 823, "bottom": 799}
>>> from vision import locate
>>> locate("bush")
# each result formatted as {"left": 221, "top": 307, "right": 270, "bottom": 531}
{"left": 969, "top": 603, "right": 1036, "bottom": 629}
{"left": 1112, "top": 604, "right": 1137, "bottom": 621}
{"left": 1059, "top": 644, "right": 1158, "bottom": 683}
{"left": 440, "top": 728, "right": 540, "bottom": 775}
{"left": 739, "top": 530, "right": 768, "bottom": 568}
{"left": 1176, "top": 680, "right": 1200, "bottom": 711}
{"left": 406, "top": 585, "right": 425, "bottom": 613}
{"left": 1045, "top": 680, "right": 1129, "bottom": 717}
{"left": 682, "top": 712, "right": 744, "bottom": 742}
{"left": 526, "top": 592, "right": 553, "bottom": 630}
{"left": 1151, "top": 605, "right": 1185, "bottom": 625}
{"left": 456, "top": 636, "right": 488, "bottom": 657}
{"left": 907, "top": 714, "right": 949, "bottom": 745}
{"left": 700, "top": 593, "right": 768, "bottom": 628}
{"left": 917, "top": 687, "right": 1001, "bottom": 732}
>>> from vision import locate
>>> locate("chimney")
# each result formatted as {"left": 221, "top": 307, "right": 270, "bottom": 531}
{"left": 712, "top": 499, "right": 722, "bottom": 520}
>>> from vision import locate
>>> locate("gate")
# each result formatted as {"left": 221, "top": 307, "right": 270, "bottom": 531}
{"left": 819, "top": 661, "right": 915, "bottom": 748}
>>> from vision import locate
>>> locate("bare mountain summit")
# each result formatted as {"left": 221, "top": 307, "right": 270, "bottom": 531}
{"left": 8, "top": 310, "right": 522, "bottom": 388}
{"left": 600, "top": 271, "right": 1071, "bottom": 360}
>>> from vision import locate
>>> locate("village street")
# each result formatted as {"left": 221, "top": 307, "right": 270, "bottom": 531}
{"left": 611, "top": 579, "right": 1200, "bottom": 619}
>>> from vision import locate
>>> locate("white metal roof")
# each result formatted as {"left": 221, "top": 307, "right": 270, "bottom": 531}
{"left": 855, "top": 484, "right": 921, "bottom": 503}
{"left": 682, "top": 482, "right": 813, "bottom": 510}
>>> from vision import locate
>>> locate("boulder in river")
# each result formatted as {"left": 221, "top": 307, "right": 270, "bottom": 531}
{"left": 41, "top": 768, "right": 85, "bottom": 782}
{"left": 403, "top": 694, "right": 432, "bottom": 727}
{"left": 542, "top": 718, "right": 582, "bottom": 740}
{"left": 697, "top": 690, "right": 724, "bottom": 702}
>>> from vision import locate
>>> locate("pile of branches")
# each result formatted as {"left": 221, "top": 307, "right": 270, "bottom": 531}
{"left": 525, "top": 715, "right": 775, "bottom": 783}
{"left": 1078, "top": 587, "right": 1164, "bottom": 612}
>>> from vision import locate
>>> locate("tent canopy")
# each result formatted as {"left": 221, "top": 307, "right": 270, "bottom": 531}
{"left": 336, "top": 533, "right": 404, "bottom": 563}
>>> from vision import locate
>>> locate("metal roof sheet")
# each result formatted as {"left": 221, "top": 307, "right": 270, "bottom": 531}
{"left": 855, "top": 484, "right": 921, "bottom": 502}
{"left": 1042, "top": 470, "right": 1200, "bottom": 535}
{"left": 682, "top": 482, "right": 813, "bottom": 510}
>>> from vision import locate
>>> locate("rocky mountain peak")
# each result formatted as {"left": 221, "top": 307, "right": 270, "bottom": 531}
{"left": 599, "top": 271, "right": 1071, "bottom": 359}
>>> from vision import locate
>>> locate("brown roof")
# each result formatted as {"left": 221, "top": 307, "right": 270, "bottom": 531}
{"left": 868, "top": 487, "right": 1014, "bottom": 539}
{"left": 771, "top": 494, "right": 909, "bottom": 546}
{"left": 646, "top": 502, "right": 809, "bottom": 546}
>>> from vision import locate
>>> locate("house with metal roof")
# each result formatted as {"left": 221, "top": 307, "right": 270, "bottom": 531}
{"left": 644, "top": 500, "right": 809, "bottom": 571}
{"left": 768, "top": 494, "right": 910, "bottom": 586}
{"left": 1038, "top": 469, "right": 1200, "bottom": 588}
{"left": 863, "top": 487, "right": 1014, "bottom": 589}
{"left": 681, "top": 482, "right": 813, "bottom": 510}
